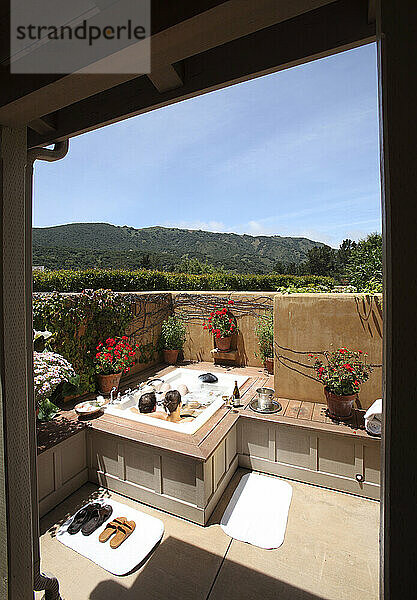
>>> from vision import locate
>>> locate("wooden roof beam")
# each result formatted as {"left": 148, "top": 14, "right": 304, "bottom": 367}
{"left": 27, "top": 0, "right": 376, "bottom": 147}
{"left": 28, "top": 114, "right": 57, "bottom": 135}
{"left": 148, "top": 64, "right": 183, "bottom": 93}
{"left": 0, "top": 0, "right": 334, "bottom": 127}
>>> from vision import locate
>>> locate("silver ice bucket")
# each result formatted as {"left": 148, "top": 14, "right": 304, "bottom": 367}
{"left": 256, "top": 387, "right": 275, "bottom": 410}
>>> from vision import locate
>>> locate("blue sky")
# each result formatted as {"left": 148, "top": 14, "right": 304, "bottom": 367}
{"left": 33, "top": 43, "right": 381, "bottom": 248}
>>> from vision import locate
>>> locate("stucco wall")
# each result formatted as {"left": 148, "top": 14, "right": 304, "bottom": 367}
{"left": 273, "top": 294, "right": 383, "bottom": 410}
{"left": 172, "top": 291, "right": 275, "bottom": 367}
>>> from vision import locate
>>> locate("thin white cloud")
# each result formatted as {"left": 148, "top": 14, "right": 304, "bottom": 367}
{"left": 162, "top": 219, "right": 231, "bottom": 233}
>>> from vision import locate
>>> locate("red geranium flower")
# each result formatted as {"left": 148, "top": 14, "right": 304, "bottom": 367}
{"left": 308, "top": 347, "right": 372, "bottom": 396}
{"left": 94, "top": 337, "right": 137, "bottom": 376}
{"left": 202, "top": 302, "right": 239, "bottom": 339}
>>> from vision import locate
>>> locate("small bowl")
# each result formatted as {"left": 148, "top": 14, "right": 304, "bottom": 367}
{"left": 75, "top": 400, "right": 105, "bottom": 416}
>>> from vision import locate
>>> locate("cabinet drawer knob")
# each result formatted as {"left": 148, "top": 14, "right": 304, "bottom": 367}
{"left": 356, "top": 473, "right": 364, "bottom": 483}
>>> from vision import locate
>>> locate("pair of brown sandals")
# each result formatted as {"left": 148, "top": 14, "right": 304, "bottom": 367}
{"left": 98, "top": 516, "right": 136, "bottom": 549}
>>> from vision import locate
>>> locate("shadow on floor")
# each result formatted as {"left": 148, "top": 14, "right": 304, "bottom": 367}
{"left": 40, "top": 483, "right": 112, "bottom": 538}
{"left": 206, "top": 468, "right": 247, "bottom": 526}
{"left": 88, "top": 535, "right": 327, "bottom": 600}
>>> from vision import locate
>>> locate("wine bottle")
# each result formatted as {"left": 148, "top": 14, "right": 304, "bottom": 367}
{"left": 232, "top": 381, "right": 240, "bottom": 407}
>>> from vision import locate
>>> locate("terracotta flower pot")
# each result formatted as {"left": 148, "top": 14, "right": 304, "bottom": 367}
{"left": 264, "top": 357, "right": 274, "bottom": 374}
{"left": 216, "top": 336, "right": 231, "bottom": 351}
{"left": 163, "top": 349, "right": 179, "bottom": 365}
{"left": 324, "top": 388, "right": 357, "bottom": 420}
{"left": 97, "top": 372, "right": 122, "bottom": 395}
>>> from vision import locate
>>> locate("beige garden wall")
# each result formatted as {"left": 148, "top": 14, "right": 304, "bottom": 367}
{"left": 274, "top": 294, "right": 383, "bottom": 410}
{"left": 172, "top": 291, "right": 275, "bottom": 367}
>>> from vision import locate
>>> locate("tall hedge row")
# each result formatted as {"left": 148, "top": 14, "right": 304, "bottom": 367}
{"left": 33, "top": 269, "right": 336, "bottom": 292}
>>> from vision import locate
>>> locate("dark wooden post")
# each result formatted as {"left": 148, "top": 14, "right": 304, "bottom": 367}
{"left": 0, "top": 126, "right": 34, "bottom": 598}
{"left": 377, "top": 1, "right": 417, "bottom": 598}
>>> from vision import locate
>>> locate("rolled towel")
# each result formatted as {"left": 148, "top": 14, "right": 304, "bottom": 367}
{"left": 364, "top": 399, "right": 382, "bottom": 436}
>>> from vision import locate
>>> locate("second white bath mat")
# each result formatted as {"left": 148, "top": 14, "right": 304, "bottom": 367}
{"left": 220, "top": 472, "right": 292, "bottom": 549}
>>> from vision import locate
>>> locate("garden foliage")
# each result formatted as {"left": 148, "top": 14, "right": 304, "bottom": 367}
{"left": 254, "top": 313, "right": 274, "bottom": 361}
{"left": 33, "top": 289, "right": 132, "bottom": 392}
{"left": 33, "top": 269, "right": 335, "bottom": 293}
{"left": 345, "top": 233, "right": 382, "bottom": 291}
{"left": 159, "top": 316, "right": 186, "bottom": 350}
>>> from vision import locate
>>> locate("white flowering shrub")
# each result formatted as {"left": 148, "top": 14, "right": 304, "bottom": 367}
{"left": 34, "top": 351, "right": 76, "bottom": 419}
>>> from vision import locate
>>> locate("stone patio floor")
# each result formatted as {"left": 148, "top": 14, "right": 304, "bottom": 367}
{"left": 36, "top": 469, "right": 379, "bottom": 600}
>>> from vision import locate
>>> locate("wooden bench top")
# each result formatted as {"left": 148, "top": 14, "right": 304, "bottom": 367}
{"left": 240, "top": 374, "right": 379, "bottom": 442}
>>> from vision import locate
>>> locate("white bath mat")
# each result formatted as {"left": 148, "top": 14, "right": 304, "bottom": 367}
{"left": 57, "top": 498, "right": 164, "bottom": 575}
{"left": 220, "top": 472, "right": 292, "bottom": 549}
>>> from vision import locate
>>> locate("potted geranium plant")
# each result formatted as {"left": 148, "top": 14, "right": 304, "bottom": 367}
{"left": 159, "top": 316, "right": 186, "bottom": 365}
{"left": 203, "top": 300, "right": 239, "bottom": 351}
{"left": 94, "top": 336, "right": 138, "bottom": 394}
{"left": 310, "top": 347, "right": 372, "bottom": 419}
{"left": 255, "top": 314, "right": 274, "bottom": 374}
{"left": 34, "top": 351, "right": 76, "bottom": 421}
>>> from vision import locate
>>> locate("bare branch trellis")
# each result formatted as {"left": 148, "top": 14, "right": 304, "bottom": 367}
{"left": 172, "top": 293, "right": 274, "bottom": 323}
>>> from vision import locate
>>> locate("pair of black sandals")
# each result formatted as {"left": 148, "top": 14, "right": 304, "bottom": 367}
{"left": 67, "top": 502, "right": 113, "bottom": 536}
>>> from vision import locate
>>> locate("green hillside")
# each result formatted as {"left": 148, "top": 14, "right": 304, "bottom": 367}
{"left": 33, "top": 222, "right": 326, "bottom": 273}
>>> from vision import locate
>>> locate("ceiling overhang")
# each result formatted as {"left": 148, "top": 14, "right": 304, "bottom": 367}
{"left": 0, "top": 0, "right": 375, "bottom": 147}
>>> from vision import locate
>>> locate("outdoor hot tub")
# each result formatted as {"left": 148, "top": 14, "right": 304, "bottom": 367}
{"left": 104, "top": 368, "right": 248, "bottom": 434}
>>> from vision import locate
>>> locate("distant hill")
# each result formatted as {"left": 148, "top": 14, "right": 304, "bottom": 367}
{"left": 33, "top": 222, "right": 326, "bottom": 273}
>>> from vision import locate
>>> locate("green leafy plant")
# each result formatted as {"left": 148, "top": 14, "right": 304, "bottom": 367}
{"left": 254, "top": 313, "right": 274, "bottom": 361}
{"left": 309, "top": 347, "right": 373, "bottom": 396}
{"left": 361, "top": 276, "right": 383, "bottom": 294}
{"left": 33, "top": 289, "right": 133, "bottom": 392}
{"left": 345, "top": 233, "right": 382, "bottom": 291}
{"left": 159, "top": 316, "right": 186, "bottom": 350}
{"left": 37, "top": 399, "right": 59, "bottom": 422}
{"left": 136, "top": 341, "right": 157, "bottom": 364}
{"left": 203, "top": 300, "right": 238, "bottom": 339}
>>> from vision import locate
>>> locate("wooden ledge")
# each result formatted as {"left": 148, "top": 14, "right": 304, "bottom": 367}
{"left": 240, "top": 398, "right": 380, "bottom": 442}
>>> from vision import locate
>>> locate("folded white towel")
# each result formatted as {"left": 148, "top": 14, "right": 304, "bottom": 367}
{"left": 364, "top": 399, "right": 382, "bottom": 436}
